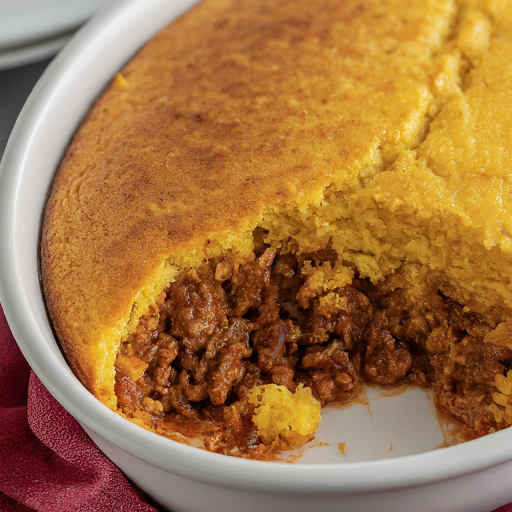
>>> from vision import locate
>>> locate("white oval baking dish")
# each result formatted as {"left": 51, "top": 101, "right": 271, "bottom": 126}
{"left": 1, "top": 1, "right": 512, "bottom": 511}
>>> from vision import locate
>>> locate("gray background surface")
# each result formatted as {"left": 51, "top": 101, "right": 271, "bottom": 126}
{"left": 0, "top": 58, "right": 52, "bottom": 159}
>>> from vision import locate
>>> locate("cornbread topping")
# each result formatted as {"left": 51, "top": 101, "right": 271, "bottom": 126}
{"left": 42, "top": 0, "right": 512, "bottom": 458}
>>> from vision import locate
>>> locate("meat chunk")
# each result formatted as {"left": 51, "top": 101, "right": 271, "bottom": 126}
{"left": 362, "top": 326, "right": 412, "bottom": 385}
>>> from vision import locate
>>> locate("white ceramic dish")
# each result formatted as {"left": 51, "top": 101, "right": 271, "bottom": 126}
{"left": 1, "top": 1, "right": 512, "bottom": 511}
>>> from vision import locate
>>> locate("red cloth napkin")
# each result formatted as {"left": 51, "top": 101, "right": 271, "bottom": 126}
{"left": 0, "top": 302, "right": 511, "bottom": 512}
{"left": 0, "top": 304, "right": 159, "bottom": 512}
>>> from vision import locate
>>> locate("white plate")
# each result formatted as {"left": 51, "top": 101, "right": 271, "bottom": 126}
{"left": 0, "top": 0, "right": 108, "bottom": 51}
{"left": 0, "top": 32, "right": 73, "bottom": 70}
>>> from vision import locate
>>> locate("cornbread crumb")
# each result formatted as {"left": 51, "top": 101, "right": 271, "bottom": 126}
{"left": 114, "top": 72, "right": 128, "bottom": 88}
{"left": 247, "top": 384, "right": 321, "bottom": 448}
{"left": 338, "top": 442, "right": 346, "bottom": 454}
{"left": 115, "top": 354, "right": 147, "bottom": 382}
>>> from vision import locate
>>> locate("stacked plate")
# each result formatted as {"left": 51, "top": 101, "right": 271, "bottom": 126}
{"left": 0, "top": 0, "right": 108, "bottom": 70}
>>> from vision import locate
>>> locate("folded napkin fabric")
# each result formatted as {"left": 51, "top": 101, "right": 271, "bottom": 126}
{"left": 0, "top": 305, "right": 158, "bottom": 512}
{"left": 1, "top": 302, "right": 512, "bottom": 512}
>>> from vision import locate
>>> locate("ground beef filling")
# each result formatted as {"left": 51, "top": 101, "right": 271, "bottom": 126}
{"left": 115, "top": 248, "right": 512, "bottom": 458}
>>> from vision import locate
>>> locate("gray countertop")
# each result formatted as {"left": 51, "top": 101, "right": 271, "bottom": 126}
{"left": 0, "top": 58, "right": 53, "bottom": 159}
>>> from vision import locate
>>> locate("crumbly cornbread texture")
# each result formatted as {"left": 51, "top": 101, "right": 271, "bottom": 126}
{"left": 42, "top": 0, "right": 512, "bottom": 435}
{"left": 247, "top": 384, "right": 321, "bottom": 448}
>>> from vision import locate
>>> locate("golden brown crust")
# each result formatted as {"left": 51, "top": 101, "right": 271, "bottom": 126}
{"left": 43, "top": 0, "right": 494, "bottom": 406}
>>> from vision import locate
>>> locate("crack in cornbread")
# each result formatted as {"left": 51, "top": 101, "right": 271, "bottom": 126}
{"left": 42, "top": 0, "right": 512, "bottom": 456}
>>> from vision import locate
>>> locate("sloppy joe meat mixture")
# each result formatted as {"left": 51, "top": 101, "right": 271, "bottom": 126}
{"left": 115, "top": 247, "right": 512, "bottom": 459}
